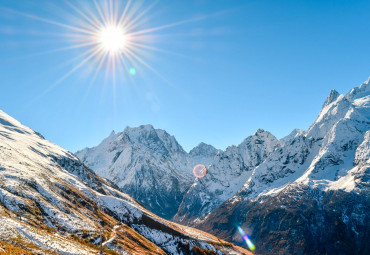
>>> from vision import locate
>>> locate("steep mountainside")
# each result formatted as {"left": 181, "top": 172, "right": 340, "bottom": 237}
{"left": 76, "top": 125, "right": 193, "bottom": 219}
{"left": 280, "top": 128, "right": 305, "bottom": 145}
{"left": 0, "top": 110, "right": 250, "bottom": 255}
{"left": 76, "top": 78, "right": 369, "bottom": 254}
{"left": 174, "top": 129, "right": 280, "bottom": 225}
{"left": 199, "top": 79, "right": 370, "bottom": 254}
{"left": 189, "top": 142, "right": 221, "bottom": 167}
{"left": 77, "top": 128, "right": 281, "bottom": 225}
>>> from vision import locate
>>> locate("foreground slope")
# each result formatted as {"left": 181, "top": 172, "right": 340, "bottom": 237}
{"left": 0, "top": 110, "right": 250, "bottom": 255}
{"left": 200, "top": 79, "right": 370, "bottom": 254}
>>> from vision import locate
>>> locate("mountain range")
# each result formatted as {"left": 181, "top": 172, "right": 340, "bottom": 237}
{"left": 0, "top": 110, "right": 250, "bottom": 254}
{"left": 77, "top": 78, "right": 370, "bottom": 254}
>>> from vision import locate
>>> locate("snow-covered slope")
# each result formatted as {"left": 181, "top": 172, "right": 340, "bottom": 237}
{"left": 76, "top": 125, "right": 193, "bottom": 219}
{"left": 189, "top": 142, "right": 221, "bottom": 166}
{"left": 174, "top": 129, "right": 280, "bottom": 225}
{"left": 280, "top": 128, "right": 305, "bottom": 145}
{"left": 0, "top": 110, "right": 250, "bottom": 255}
{"left": 232, "top": 78, "right": 370, "bottom": 200}
{"left": 75, "top": 78, "right": 369, "bottom": 254}
{"left": 200, "top": 79, "right": 370, "bottom": 254}
{"left": 77, "top": 125, "right": 280, "bottom": 226}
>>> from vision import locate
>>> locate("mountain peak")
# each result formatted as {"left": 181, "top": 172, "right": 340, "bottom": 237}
{"left": 364, "top": 76, "right": 370, "bottom": 85}
{"left": 0, "top": 110, "right": 44, "bottom": 139}
{"left": 122, "top": 124, "right": 162, "bottom": 143}
{"left": 253, "top": 129, "right": 277, "bottom": 138}
{"left": 237, "top": 129, "right": 278, "bottom": 149}
{"left": 189, "top": 142, "right": 218, "bottom": 157}
{"left": 346, "top": 78, "right": 370, "bottom": 101}
{"left": 322, "top": 89, "right": 340, "bottom": 108}
{"left": 255, "top": 128, "right": 265, "bottom": 134}
{"left": 280, "top": 128, "right": 305, "bottom": 144}
{"left": 0, "top": 110, "right": 23, "bottom": 130}
{"left": 251, "top": 129, "right": 278, "bottom": 141}
{"left": 124, "top": 124, "right": 155, "bottom": 133}
{"left": 122, "top": 124, "right": 182, "bottom": 152}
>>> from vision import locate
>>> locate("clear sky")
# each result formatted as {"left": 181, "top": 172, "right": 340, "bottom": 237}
{"left": 0, "top": 0, "right": 369, "bottom": 153}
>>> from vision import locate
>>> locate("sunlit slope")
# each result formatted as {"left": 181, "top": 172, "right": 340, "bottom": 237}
{"left": 0, "top": 110, "right": 251, "bottom": 255}
{"left": 200, "top": 79, "right": 370, "bottom": 254}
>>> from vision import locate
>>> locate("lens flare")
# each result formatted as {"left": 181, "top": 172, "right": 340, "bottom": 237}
{"left": 193, "top": 164, "right": 207, "bottom": 178}
{"left": 129, "top": 67, "right": 136, "bottom": 75}
{"left": 2, "top": 0, "right": 204, "bottom": 100}
{"left": 2, "top": 0, "right": 228, "bottom": 106}
{"left": 237, "top": 227, "right": 255, "bottom": 251}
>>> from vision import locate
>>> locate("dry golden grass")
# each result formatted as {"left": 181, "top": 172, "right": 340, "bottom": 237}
{"left": 112, "top": 224, "right": 166, "bottom": 255}
{"left": 0, "top": 171, "right": 250, "bottom": 255}
{"left": 0, "top": 240, "right": 36, "bottom": 255}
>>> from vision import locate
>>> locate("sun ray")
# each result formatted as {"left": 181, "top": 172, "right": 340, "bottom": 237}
{"left": 117, "top": 0, "right": 132, "bottom": 28}
{"left": 102, "top": 0, "right": 111, "bottom": 25}
{"left": 76, "top": 50, "right": 108, "bottom": 113}
{"left": 108, "top": 0, "right": 114, "bottom": 24}
{"left": 42, "top": 41, "right": 99, "bottom": 54}
{"left": 4, "top": 0, "right": 222, "bottom": 107}
{"left": 49, "top": 46, "right": 102, "bottom": 85}
{"left": 1, "top": 38, "right": 100, "bottom": 69}
{"left": 127, "top": 8, "right": 234, "bottom": 37}
{"left": 123, "top": 1, "right": 158, "bottom": 32}
{"left": 79, "top": 2, "right": 104, "bottom": 30}
{"left": 0, "top": 7, "right": 96, "bottom": 36}
{"left": 64, "top": 0, "right": 101, "bottom": 30}
{"left": 126, "top": 41, "right": 193, "bottom": 59}
{"left": 29, "top": 46, "right": 103, "bottom": 105}
{"left": 124, "top": 47, "right": 172, "bottom": 85}
{"left": 128, "top": 16, "right": 207, "bottom": 37}
{"left": 118, "top": 52, "right": 136, "bottom": 85}
{"left": 93, "top": 0, "right": 108, "bottom": 26}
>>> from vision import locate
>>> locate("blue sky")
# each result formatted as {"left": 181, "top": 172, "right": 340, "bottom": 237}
{"left": 0, "top": 0, "right": 369, "bottom": 153}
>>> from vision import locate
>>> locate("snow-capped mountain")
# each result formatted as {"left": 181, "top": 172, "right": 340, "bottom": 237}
{"left": 77, "top": 126, "right": 281, "bottom": 226}
{"left": 199, "top": 79, "right": 370, "bottom": 254}
{"left": 280, "top": 128, "right": 305, "bottom": 145}
{"left": 189, "top": 142, "right": 221, "bottom": 166}
{"left": 173, "top": 129, "right": 280, "bottom": 225}
{"left": 76, "top": 125, "right": 193, "bottom": 219}
{"left": 0, "top": 110, "right": 250, "bottom": 255}
{"left": 76, "top": 78, "right": 369, "bottom": 254}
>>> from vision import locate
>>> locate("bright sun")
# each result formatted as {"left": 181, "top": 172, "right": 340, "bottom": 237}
{"left": 26, "top": 0, "right": 187, "bottom": 86}
{"left": 98, "top": 25, "right": 127, "bottom": 54}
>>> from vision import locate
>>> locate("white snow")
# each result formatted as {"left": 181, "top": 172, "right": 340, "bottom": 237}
{"left": 0, "top": 109, "right": 247, "bottom": 254}
{"left": 0, "top": 216, "right": 96, "bottom": 254}
{"left": 230, "top": 78, "right": 370, "bottom": 203}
